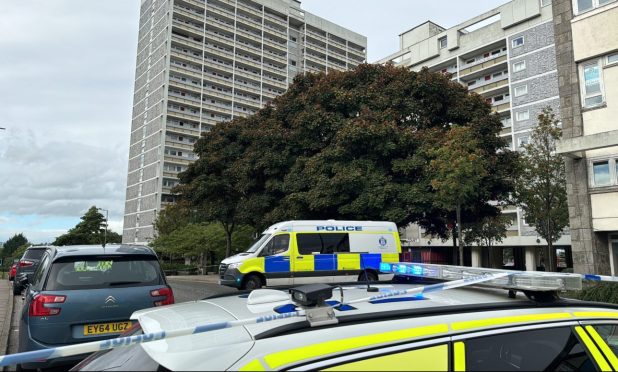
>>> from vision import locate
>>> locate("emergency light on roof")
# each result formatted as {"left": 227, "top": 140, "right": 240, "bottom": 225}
{"left": 380, "top": 262, "right": 583, "bottom": 292}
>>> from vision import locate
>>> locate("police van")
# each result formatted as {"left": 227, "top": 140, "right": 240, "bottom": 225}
{"left": 218, "top": 220, "right": 401, "bottom": 289}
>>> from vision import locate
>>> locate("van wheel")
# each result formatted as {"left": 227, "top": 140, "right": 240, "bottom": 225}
{"left": 13, "top": 284, "right": 22, "bottom": 296}
{"left": 243, "top": 275, "right": 262, "bottom": 290}
{"left": 359, "top": 271, "right": 378, "bottom": 283}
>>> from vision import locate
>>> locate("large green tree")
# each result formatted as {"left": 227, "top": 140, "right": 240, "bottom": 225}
{"left": 463, "top": 215, "right": 511, "bottom": 268}
{"left": 429, "top": 126, "right": 490, "bottom": 265}
{"left": 513, "top": 107, "right": 568, "bottom": 271}
{"left": 53, "top": 206, "right": 121, "bottom": 246}
{"left": 2, "top": 233, "right": 28, "bottom": 258}
{"left": 179, "top": 64, "right": 517, "bottom": 247}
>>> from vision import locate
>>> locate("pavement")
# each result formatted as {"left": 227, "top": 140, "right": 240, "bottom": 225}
{"left": 0, "top": 279, "right": 14, "bottom": 358}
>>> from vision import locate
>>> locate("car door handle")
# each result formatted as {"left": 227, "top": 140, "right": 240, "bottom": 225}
{"left": 296, "top": 256, "right": 304, "bottom": 259}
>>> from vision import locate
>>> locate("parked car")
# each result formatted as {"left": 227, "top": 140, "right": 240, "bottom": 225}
{"left": 72, "top": 265, "right": 618, "bottom": 371}
{"left": 17, "top": 244, "right": 173, "bottom": 371}
{"left": 8, "top": 260, "right": 17, "bottom": 281}
{"left": 13, "top": 247, "right": 47, "bottom": 295}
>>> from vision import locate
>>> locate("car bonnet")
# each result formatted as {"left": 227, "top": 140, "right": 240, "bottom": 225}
{"left": 130, "top": 300, "right": 254, "bottom": 371}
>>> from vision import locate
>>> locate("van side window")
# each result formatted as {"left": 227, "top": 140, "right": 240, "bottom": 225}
{"left": 321, "top": 233, "right": 350, "bottom": 253}
{"left": 261, "top": 234, "right": 290, "bottom": 256}
{"left": 297, "top": 234, "right": 322, "bottom": 255}
{"left": 297, "top": 233, "right": 350, "bottom": 255}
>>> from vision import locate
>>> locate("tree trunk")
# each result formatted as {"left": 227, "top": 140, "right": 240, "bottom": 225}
{"left": 452, "top": 226, "right": 458, "bottom": 265}
{"left": 222, "top": 222, "right": 234, "bottom": 258}
{"left": 457, "top": 204, "right": 464, "bottom": 266}
{"left": 546, "top": 220, "right": 554, "bottom": 272}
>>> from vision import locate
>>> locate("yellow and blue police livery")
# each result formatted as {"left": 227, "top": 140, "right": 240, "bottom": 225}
{"left": 219, "top": 220, "right": 401, "bottom": 290}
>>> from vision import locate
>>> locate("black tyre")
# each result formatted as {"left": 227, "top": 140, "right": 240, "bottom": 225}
{"left": 358, "top": 270, "right": 378, "bottom": 283}
{"left": 243, "top": 275, "right": 262, "bottom": 290}
{"left": 13, "top": 284, "right": 22, "bottom": 296}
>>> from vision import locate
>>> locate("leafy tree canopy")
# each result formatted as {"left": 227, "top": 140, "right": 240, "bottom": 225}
{"left": 53, "top": 206, "right": 122, "bottom": 246}
{"left": 2, "top": 233, "right": 28, "bottom": 258}
{"left": 513, "top": 107, "right": 568, "bottom": 271}
{"left": 179, "top": 64, "right": 518, "bottom": 243}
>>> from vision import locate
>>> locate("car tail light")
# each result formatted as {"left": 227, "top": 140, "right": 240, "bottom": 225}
{"left": 29, "top": 294, "right": 66, "bottom": 317}
{"left": 19, "top": 260, "right": 34, "bottom": 267}
{"left": 151, "top": 286, "right": 174, "bottom": 306}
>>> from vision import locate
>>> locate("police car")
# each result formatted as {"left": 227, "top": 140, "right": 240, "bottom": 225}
{"left": 3, "top": 263, "right": 618, "bottom": 371}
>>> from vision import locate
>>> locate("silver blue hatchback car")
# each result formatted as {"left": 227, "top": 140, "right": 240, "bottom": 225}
{"left": 17, "top": 244, "right": 173, "bottom": 371}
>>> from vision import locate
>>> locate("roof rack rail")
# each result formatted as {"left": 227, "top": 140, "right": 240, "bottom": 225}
{"left": 379, "top": 262, "right": 584, "bottom": 292}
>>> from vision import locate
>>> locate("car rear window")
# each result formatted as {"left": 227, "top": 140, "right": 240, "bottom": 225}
{"left": 45, "top": 256, "right": 164, "bottom": 290}
{"left": 23, "top": 249, "right": 46, "bottom": 260}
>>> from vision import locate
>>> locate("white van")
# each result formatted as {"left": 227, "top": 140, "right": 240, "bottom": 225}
{"left": 218, "top": 220, "right": 401, "bottom": 289}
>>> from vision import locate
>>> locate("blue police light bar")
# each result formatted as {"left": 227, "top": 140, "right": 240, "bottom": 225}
{"left": 380, "top": 262, "right": 584, "bottom": 292}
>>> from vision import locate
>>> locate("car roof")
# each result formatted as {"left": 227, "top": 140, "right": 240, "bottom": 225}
{"left": 32, "top": 244, "right": 156, "bottom": 259}
{"left": 129, "top": 282, "right": 618, "bottom": 370}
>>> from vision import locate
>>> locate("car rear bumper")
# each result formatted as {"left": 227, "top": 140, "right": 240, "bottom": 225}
{"left": 19, "top": 336, "right": 89, "bottom": 369}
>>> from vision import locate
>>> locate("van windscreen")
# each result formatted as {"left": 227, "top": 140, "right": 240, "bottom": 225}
{"left": 246, "top": 234, "right": 271, "bottom": 253}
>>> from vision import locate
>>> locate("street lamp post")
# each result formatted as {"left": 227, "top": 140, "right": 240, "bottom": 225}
{"left": 97, "top": 208, "right": 109, "bottom": 248}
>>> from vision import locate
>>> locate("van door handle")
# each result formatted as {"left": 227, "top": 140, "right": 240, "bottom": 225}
{"left": 296, "top": 256, "right": 304, "bottom": 259}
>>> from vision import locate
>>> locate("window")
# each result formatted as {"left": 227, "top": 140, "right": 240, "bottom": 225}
{"left": 514, "top": 85, "right": 528, "bottom": 97}
{"left": 512, "top": 36, "right": 524, "bottom": 48}
{"left": 593, "top": 161, "right": 611, "bottom": 186}
{"left": 608, "top": 53, "right": 618, "bottom": 65}
{"left": 575, "top": 0, "right": 616, "bottom": 14}
{"left": 461, "top": 327, "right": 594, "bottom": 371}
{"left": 588, "top": 324, "right": 618, "bottom": 357}
{"left": 513, "top": 60, "right": 526, "bottom": 72}
{"left": 439, "top": 36, "right": 447, "bottom": 49}
{"left": 580, "top": 59, "right": 604, "bottom": 108}
{"left": 518, "top": 135, "right": 530, "bottom": 147}
{"left": 260, "top": 234, "right": 290, "bottom": 256}
{"left": 296, "top": 233, "right": 350, "bottom": 255}
{"left": 541, "top": 0, "right": 552, "bottom": 6}
{"left": 516, "top": 110, "right": 530, "bottom": 121}
{"left": 31, "top": 254, "right": 50, "bottom": 290}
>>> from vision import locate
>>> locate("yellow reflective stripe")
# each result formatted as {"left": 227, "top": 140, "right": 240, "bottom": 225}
{"left": 575, "top": 326, "right": 612, "bottom": 371}
{"left": 586, "top": 325, "right": 618, "bottom": 370}
{"left": 574, "top": 312, "right": 618, "bottom": 319}
{"left": 337, "top": 253, "right": 360, "bottom": 270}
{"left": 451, "top": 312, "right": 572, "bottom": 331}
{"left": 263, "top": 323, "right": 449, "bottom": 369}
{"left": 239, "top": 359, "right": 266, "bottom": 371}
{"left": 239, "top": 257, "right": 265, "bottom": 274}
{"left": 381, "top": 253, "right": 399, "bottom": 263}
{"left": 323, "top": 344, "right": 448, "bottom": 371}
{"left": 453, "top": 342, "right": 466, "bottom": 371}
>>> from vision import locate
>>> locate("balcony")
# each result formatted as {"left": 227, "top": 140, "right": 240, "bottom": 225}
{"left": 202, "top": 86, "right": 233, "bottom": 101}
{"left": 203, "top": 58, "right": 234, "bottom": 74}
{"left": 469, "top": 77, "right": 509, "bottom": 95}
{"left": 262, "top": 63, "right": 286, "bottom": 77}
{"left": 176, "top": 0, "right": 205, "bottom": 10}
{"left": 171, "top": 34, "right": 203, "bottom": 50}
{"left": 262, "top": 75, "right": 287, "bottom": 89}
{"left": 170, "top": 64, "right": 203, "bottom": 80}
{"left": 202, "top": 101, "right": 233, "bottom": 116}
{"left": 236, "top": 53, "right": 262, "bottom": 69}
{"left": 306, "top": 53, "right": 326, "bottom": 65}
{"left": 459, "top": 51, "right": 508, "bottom": 78}
{"left": 263, "top": 23, "right": 287, "bottom": 38}
{"left": 263, "top": 37, "right": 286, "bottom": 52}
{"left": 173, "top": 7, "right": 204, "bottom": 23}
{"left": 204, "top": 30, "right": 235, "bottom": 48}
{"left": 234, "top": 95, "right": 262, "bottom": 109}
{"left": 170, "top": 50, "right": 203, "bottom": 66}
{"left": 235, "top": 81, "right": 262, "bottom": 95}
{"left": 328, "top": 37, "right": 346, "bottom": 49}
{"left": 237, "top": 12, "right": 263, "bottom": 29}
{"left": 206, "top": 4, "right": 235, "bottom": 23}
{"left": 236, "top": 1, "right": 262, "bottom": 15}
{"left": 306, "top": 41, "right": 326, "bottom": 54}
{"left": 169, "top": 78, "right": 202, "bottom": 95}
{"left": 167, "top": 108, "right": 201, "bottom": 122}
{"left": 164, "top": 155, "right": 192, "bottom": 165}
{"left": 236, "top": 27, "right": 263, "bottom": 44}
{"left": 492, "top": 100, "right": 511, "bottom": 113}
{"left": 168, "top": 93, "right": 202, "bottom": 109}
{"left": 306, "top": 29, "right": 327, "bottom": 42}
{"left": 206, "top": 15, "right": 234, "bottom": 31}
{"left": 166, "top": 124, "right": 200, "bottom": 136}
{"left": 172, "top": 18, "right": 204, "bottom": 37}
{"left": 236, "top": 39, "right": 262, "bottom": 54}
{"left": 263, "top": 49, "right": 286, "bottom": 63}
{"left": 204, "top": 43, "right": 234, "bottom": 59}
{"left": 165, "top": 140, "right": 194, "bottom": 151}
{"left": 205, "top": 70, "right": 233, "bottom": 85}
{"left": 264, "top": 12, "right": 287, "bottom": 27}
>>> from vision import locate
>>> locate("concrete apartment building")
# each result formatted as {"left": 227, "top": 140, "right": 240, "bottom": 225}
{"left": 553, "top": 0, "right": 618, "bottom": 275}
{"left": 379, "top": 0, "right": 571, "bottom": 271}
{"left": 123, "top": 0, "right": 367, "bottom": 244}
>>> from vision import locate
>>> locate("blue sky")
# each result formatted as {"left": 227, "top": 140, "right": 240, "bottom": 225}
{"left": 0, "top": 0, "right": 507, "bottom": 244}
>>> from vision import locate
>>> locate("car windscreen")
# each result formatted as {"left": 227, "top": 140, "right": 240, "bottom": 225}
{"left": 45, "top": 256, "right": 164, "bottom": 291}
{"left": 23, "top": 249, "right": 46, "bottom": 260}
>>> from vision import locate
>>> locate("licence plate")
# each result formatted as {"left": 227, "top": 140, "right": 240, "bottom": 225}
{"left": 83, "top": 321, "right": 133, "bottom": 336}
